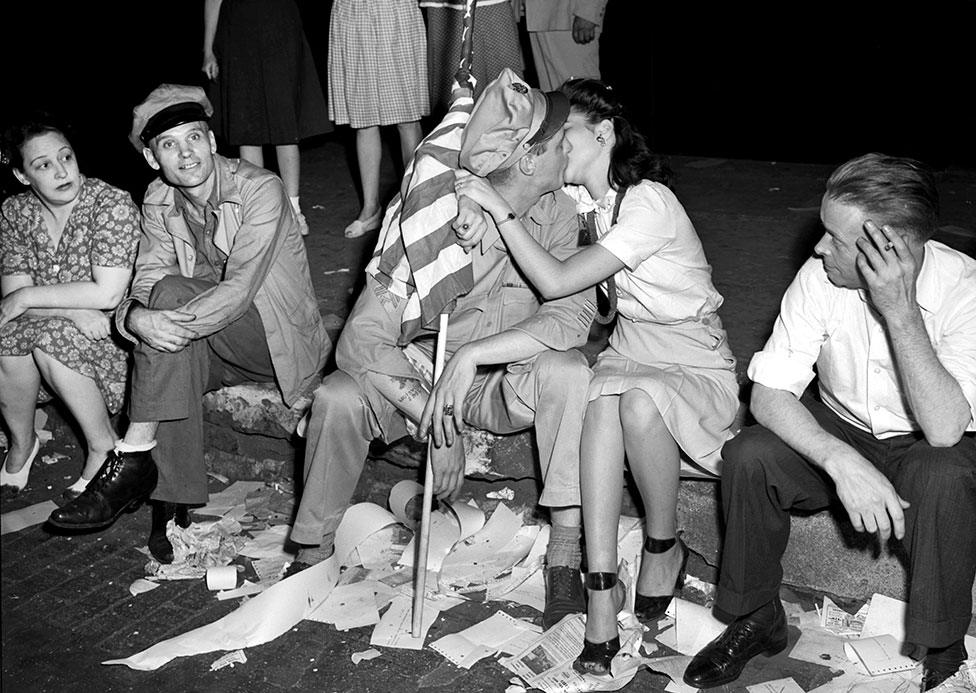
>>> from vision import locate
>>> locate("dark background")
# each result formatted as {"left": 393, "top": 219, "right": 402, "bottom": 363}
{"left": 4, "top": 0, "right": 975, "bottom": 201}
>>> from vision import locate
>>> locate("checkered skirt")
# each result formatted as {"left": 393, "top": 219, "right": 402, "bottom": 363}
{"left": 328, "top": 0, "right": 430, "bottom": 127}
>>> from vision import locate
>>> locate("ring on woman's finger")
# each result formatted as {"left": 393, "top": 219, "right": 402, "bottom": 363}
{"left": 443, "top": 404, "right": 455, "bottom": 417}
{"left": 462, "top": 223, "right": 470, "bottom": 230}
{"left": 883, "top": 242, "right": 894, "bottom": 251}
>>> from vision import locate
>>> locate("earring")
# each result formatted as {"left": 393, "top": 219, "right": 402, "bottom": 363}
{"left": 596, "top": 135, "right": 606, "bottom": 146}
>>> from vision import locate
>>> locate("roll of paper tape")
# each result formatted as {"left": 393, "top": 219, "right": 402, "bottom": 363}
{"left": 206, "top": 565, "right": 238, "bottom": 591}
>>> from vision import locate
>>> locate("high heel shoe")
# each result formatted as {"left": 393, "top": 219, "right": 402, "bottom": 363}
{"left": 573, "top": 572, "right": 622, "bottom": 676}
{"left": 148, "top": 501, "right": 191, "bottom": 564}
{"left": 633, "top": 536, "right": 688, "bottom": 623}
{"left": 1, "top": 436, "right": 40, "bottom": 493}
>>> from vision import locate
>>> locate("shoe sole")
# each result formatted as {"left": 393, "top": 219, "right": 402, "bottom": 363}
{"left": 683, "top": 635, "right": 789, "bottom": 689}
{"left": 47, "top": 498, "right": 145, "bottom": 530}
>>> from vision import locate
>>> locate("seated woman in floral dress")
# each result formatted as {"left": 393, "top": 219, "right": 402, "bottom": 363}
{"left": 0, "top": 114, "right": 140, "bottom": 499}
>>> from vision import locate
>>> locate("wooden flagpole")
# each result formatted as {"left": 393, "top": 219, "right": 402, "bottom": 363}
{"left": 412, "top": 313, "right": 450, "bottom": 636}
{"left": 412, "top": 0, "right": 477, "bottom": 640}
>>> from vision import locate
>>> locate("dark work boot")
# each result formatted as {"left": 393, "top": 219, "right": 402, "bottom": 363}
{"left": 48, "top": 450, "right": 158, "bottom": 530}
{"left": 543, "top": 565, "right": 586, "bottom": 630}
{"left": 148, "top": 501, "right": 191, "bottom": 564}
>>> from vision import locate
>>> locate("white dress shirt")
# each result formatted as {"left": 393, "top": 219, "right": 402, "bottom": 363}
{"left": 748, "top": 241, "right": 976, "bottom": 437}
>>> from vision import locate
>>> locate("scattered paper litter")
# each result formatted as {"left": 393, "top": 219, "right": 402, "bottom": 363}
{"left": 128, "top": 578, "right": 161, "bottom": 597}
{"left": 334, "top": 502, "right": 403, "bottom": 568}
{"left": 747, "top": 677, "right": 806, "bottom": 693}
{"left": 238, "top": 524, "right": 294, "bottom": 561}
{"left": 209, "top": 649, "right": 247, "bottom": 671}
{"left": 216, "top": 580, "right": 267, "bottom": 601}
{"left": 351, "top": 648, "right": 382, "bottom": 665}
{"left": 195, "top": 481, "right": 266, "bottom": 518}
{"left": 1, "top": 500, "right": 58, "bottom": 535}
{"left": 656, "top": 597, "right": 726, "bottom": 656}
{"left": 41, "top": 452, "right": 68, "bottom": 465}
{"left": 820, "top": 595, "right": 867, "bottom": 637}
{"left": 251, "top": 556, "right": 289, "bottom": 584}
{"left": 844, "top": 634, "right": 917, "bottom": 677}
{"left": 305, "top": 581, "right": 382, "bottom": 631}
{"left": 500, "top": 613, "right": 645, "bottom": 692}
{"left": 485, "top": 487, "right": 515, "bottom": 501}
{"left": 369, "top": 594, "right": 436, "bottom": 650}
{"left": 145, "top": 516, "right": 248, "bottom": 580}
{"left": 430, "top": 610, "right": 542, "bottom": 669}
{"left": 860, "top": 593, "right": 908, "bottom": 643}
{"left": 103, "top": 556, "right": 339, "bottom": 670}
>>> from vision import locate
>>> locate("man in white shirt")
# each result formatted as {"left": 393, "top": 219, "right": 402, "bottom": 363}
{"left": 684, "top": 153, "right": 976, "bottom": 691}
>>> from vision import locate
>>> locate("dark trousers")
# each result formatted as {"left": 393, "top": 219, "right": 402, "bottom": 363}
{"left": 717, "top": 397, "right": 976, "bottom": 648}
{"left": 129, "top": 276, "right": 275, "bottom": 504}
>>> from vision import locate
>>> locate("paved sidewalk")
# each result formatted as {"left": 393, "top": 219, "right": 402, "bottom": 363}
{"left": 2, "top": 139, "right": 975, "bottom": 692}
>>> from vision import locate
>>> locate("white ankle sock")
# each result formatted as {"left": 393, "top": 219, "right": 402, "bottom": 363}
{"left": 116, "top": 440, "right": 156, "bottom": 453}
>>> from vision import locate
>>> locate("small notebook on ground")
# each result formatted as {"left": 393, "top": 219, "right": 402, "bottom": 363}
{"left": 844, "top": 634, "right": 918, "bottom": 676}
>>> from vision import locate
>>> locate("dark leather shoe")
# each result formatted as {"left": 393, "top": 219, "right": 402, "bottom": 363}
{"left": 683, "top": 598, "right": 788, "bottom": 688}
{"left": 48, "top": 450, "right": 158, "bottom": 530}
{"left": 922, "top": 639, "right": 967, "bottom": 691}
{"left": 543, "top": 565, "right": 585, "bottom": 630}
{"left": 148, "top": 501, "right": 191, "bottom": 564}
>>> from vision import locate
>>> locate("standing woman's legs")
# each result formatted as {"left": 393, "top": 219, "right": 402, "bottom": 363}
{"left": 275, "top": 143, "right": 308, "bottom": 234}
{"left": 580, "top": 395, "right": 627, "bottom": 645}
{"left": 354, "top": 126, "right": 382, "bottom": 222}
{"left": 396, "top": 121, "right": 422, "bottom": 168}
{"left": 618, "top": 388, "right": 684, "bottom": 597}
{"left": 275, "top": 144, "right": 301, "bottom": 198}
{"left": 0, "top": 354, "right": 42, "bottom": 471}
{"left": 33, "top": 350, "right": 116, "bottom": 480}
{"left": 238, "top": 145, "right": 265, "bottom": 168}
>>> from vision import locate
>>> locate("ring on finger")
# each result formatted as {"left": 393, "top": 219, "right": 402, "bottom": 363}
{"left": 443, "top": 404, "right": 455, "bottom": 417}
{"left": 883, "top": 242, "right": 894, "bottom": 251}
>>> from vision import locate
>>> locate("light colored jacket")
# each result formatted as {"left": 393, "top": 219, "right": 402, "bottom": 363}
{"left": 524, "top": 0, "right": 607, "bottom": 32}
{"left": 116, "top": 155, "right": 330, "bottom": 405}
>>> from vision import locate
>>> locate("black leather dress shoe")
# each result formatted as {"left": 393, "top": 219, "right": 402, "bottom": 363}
{"left": 683, "top": 598, "right": 788, "bottom": 689}
{"left": 922, "top": 639, "right": 967, "bottom": 691}
{"left": 48, "top": 450, "right": 158, "bottom": 530}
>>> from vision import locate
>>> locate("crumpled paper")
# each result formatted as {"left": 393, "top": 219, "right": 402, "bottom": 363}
{"left": 145, "top": 516, "right": 248, "bottom": 580}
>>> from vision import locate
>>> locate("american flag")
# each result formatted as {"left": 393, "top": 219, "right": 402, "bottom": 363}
{"left": 365, "top": 87, "right": 475, "bottom": 345}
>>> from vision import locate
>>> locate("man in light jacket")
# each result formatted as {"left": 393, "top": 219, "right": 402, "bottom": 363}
{"left": 522, "top": 0, "right": 608, "bottom": 91}
{"left": 49, "top": 84, "right": 331, "bottom": 564}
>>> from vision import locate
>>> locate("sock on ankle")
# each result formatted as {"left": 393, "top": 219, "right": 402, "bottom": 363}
{"left": 546, "top": 524, "right": 582, "bottom": 568}
{"left": 116, "top": 440, "right": 156, "bottom": 453}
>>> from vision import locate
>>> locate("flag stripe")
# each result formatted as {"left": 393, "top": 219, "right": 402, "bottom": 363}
{"left": 366, "top": 88, "right": 476, "bottom": 344}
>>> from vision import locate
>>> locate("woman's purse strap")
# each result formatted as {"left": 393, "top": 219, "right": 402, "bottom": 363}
{"left": 578, "top": 185, "right": 628, "bottom": 325}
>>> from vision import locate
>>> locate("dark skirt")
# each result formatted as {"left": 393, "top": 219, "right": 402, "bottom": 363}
{"left": 210, "top": 0, "right": 333, "bottom": 145}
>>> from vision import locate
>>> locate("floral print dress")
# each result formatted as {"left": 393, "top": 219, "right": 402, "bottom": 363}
{"left": 0, "top": 177, "right": 141, "bottom": 413}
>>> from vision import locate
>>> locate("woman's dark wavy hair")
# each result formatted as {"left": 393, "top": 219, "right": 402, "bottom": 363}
{"left": 0, "top": 111, "right": 73, "bottom": 171}
{"left": 559, "top": 78, "right": 672, "bottom": 190}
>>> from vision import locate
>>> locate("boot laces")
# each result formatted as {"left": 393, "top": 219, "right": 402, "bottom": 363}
{"left": 85, "top": 452, "right": 127, "bottom": 495}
